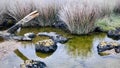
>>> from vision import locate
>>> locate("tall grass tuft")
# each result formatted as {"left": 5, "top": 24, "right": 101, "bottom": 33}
{"left": 6, "top": 0, "right": 35, "bottom": 21}
{"left": 59, "top": 0, "right": 100, "bottom": 34}
{"left": 0, "top": 0, "right": 118, "bottom": 34}
{"left": 0, "top": 0, "right": 8, "bottom": 23}
{"left": 34, "top": 0, "right": 58, "bottom": 26}
{"left": 95, "top": 0, "right": 115, "bottom": 17}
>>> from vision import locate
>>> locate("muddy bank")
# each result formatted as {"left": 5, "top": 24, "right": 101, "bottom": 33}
{"left": 0, "top": 41, "right": 20, "bottom": 60}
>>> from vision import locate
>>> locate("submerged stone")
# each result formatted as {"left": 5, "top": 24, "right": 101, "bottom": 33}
{"left": 37, "top": 32, "right": 69, "bottom": 43}
{"left": 12, "top": 36, "right": 32, "bottom": 41}
{"left": 24, "top": 32, "right": 36, "bottom": 38}
{"left": 35, "top": 39, "right": 57, "bottom": 53}
{"left": 107, "top": 28, "right": 120, "bottom": 40}
{"left": 20, "top": 60, "right": 46, "bottom": 68}
{"left": 97, "top": 41, "right": 120, "bottom": 55}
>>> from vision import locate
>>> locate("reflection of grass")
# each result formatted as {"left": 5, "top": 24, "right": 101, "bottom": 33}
{"left": 14, "top": 49, "right": 28, "bottom": 60}
{"left": 67, "top": 35, "right": 93, "bottom": 58}
{"left": 67, "top": 33, "right": 106, "bottom": 58}
{"left": 36, "top": 52, "right": 52, "bottom": 58}
{"left": 98, "top": 52, "right": 110, "bottom": 56}
{"left": 0, "top": 37, "right": 4, "bottom": 42}
{"left": 17, "top": 27, "right": 106, "bottom": 58}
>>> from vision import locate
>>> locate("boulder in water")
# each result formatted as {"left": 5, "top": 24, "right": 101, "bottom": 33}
{"left": 37, "top": 32, "right": 69, "bottom": 43}
{"left": 12, "top": 36, "right": 32, "bottom": 41}
{"left": 97, "top": 41, "right": 120, "bottom": 55}
{"left": 24, "top": 32, "right": 36, "bottom": 38}
{"left": 35, "top": 39, "right": 57, "bottom": 53}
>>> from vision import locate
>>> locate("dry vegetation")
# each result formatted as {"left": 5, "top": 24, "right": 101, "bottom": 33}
{"left": 0, "top": 0, "right": 120, "bottom": 34}
{"left": 59, "top": 0, "right": 99, "bottom": 34}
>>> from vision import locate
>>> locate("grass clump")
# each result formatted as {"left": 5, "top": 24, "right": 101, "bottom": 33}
{"left": 6, "top": 0, "right": 34, "bottom": 21}
{"left": 95, "top": 14, "right": 120, "bottom": 31}
{"left": 59, "top": 1, "right": 99, "bottom": 34}
{"left": 34, "top": 0, "right": 58, "bottom": 26}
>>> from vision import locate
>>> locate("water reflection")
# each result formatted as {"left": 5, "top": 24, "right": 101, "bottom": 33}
{"left": 14, "top": 49, "right": 28, "bottom": 60}
{"left": 0, "top": 37, "right": 4, "bottom": 42}
{"left": 67, "top": 33, "right": 106, "bottom": 58}
{"left": 0, "top": 27, "right": 120, "bottom": 68}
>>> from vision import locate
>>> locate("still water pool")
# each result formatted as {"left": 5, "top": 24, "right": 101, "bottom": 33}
{"left": 0, "top": 27, "right": 120, "bottom": 68}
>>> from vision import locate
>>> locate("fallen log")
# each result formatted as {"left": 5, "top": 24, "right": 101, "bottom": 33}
{"left": 6, "top": 10, "right": 39, "bottom": 33}
{"left": 0, "top": 10, "right": 39, "bottom": 39}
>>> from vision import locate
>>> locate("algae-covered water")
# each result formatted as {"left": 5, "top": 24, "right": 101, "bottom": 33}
{"left": 0, "top": 27, "right": 120, "bottom": 68}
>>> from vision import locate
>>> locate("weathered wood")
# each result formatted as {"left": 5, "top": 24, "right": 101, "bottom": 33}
{"left": 0, "top": 10, "right": 39, "bottom": 39}
{"left": 6, "top": 10, "right": 39, "bottom": 33}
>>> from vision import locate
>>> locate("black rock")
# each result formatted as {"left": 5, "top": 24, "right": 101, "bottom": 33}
{"left": 12, "top": 36, "right": 32, "bottom": 41}
{"left": 97, "top": 41, "right": 120, "bottom": 54}
{"left": 52, "top": 21, "right": 68, "bottom": 30}
{"left": 97, "top": 44, "right": 114, "bottom": 53}
{"left": 107, "top": 28, "right": 120, "bottom": 40}
{"left": 24, "top": 32, "right": 36, "bottom": 38}
{"left": 94, "top": 27, "right": 103, "bottom": 32}
{"left": 114, "top": 46, "right": 120, "bottom": 53}
{"left": 37, "top": 32, "right": 69, "bottom": 44}
{"left": 35, "top": 39, "right": 57, "bottom": 53}
{"left": 50, "top": 35, "right": 68, "bottom": 43}
{"left": 20, "top": 60, "right": 47, "bottom": 68}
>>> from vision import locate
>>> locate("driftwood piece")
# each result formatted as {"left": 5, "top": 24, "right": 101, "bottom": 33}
{"left": 0, "top": 10, "right": 39, "bottom": 39}
{"left": 6, "top": 10, "right": 39, "bottom": 33}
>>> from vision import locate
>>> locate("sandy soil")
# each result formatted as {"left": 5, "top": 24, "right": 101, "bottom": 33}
{"left": 0, "top": 41, "right": 20, "bottom": 60}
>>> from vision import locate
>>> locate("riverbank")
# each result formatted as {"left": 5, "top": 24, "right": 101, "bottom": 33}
{"left": 0, "top": 41, "right": 20, "bottom": 60}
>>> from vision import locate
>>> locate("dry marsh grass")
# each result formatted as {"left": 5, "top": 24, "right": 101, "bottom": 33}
{"left": 59, "top": 0, "right": 99, "bottom": 34}
{"left": 0, "top": 0, "right": 118, "bottom": 34}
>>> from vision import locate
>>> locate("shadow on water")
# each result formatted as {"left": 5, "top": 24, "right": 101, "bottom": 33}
{"left": 1, "top": 27, "right": 120, "bottom": 68}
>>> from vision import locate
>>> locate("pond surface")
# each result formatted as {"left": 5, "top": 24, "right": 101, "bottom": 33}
{"left": 0, "top": 27, "right": 120, "bottom": 68}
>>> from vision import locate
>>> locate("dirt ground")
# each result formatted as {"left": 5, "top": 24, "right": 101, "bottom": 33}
{"left": 0, "top": 41, "right": 20, "bottom": 60}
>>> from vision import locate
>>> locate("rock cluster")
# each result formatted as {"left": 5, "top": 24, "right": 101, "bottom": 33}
{"left": 37, "top": 32, "right": 69, "bottom": 43}
{"left": 97, "top": 41, "right": 120, "bottom": 54}
{"left": 36, "top": 32, "right": 69, "bottom": 53}
{"left": 11, "top": 32, "right": 36, "bottom": 41}
{"left": 35, "top": 39, "right": 57, "bottom": 53}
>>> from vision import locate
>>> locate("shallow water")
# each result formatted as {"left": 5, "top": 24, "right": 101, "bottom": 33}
{"left": 0, "top": 27, "right": 120, "bottom": 68}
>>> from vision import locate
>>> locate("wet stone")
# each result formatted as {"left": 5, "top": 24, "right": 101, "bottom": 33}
{"left": 37, "top": 32, "right": 69, "bottom": 43}
{"left": 24, "top": 32, "right": 36, "bottom": 38}
{"left": 52, "top": 21, "right": 68, "bottom": 31}
{"left": 107, "top": 28, "right": 120, "bottom": 40}
{"left": 12, "top": 36, "right": 32, "bottom": 41}
{"left": 35, "top": 39, "right": 57, "bottom": 53}
{"left": 97, "top": 41, "right": 120, "bottom": 54}
{"left": 20, "top": 60, "right": 47, "bottom": 68}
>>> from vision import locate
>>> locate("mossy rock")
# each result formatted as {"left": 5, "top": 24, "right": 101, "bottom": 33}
{"left": 35, "top": 39, "right": 57, "bottom": 53}
{"left": 97, "top": 41, "right": 120, "bottom": 55}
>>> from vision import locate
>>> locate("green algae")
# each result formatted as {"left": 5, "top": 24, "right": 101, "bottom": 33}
{"left": 15, "top": 27, "right": 106, "bottom": 59}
